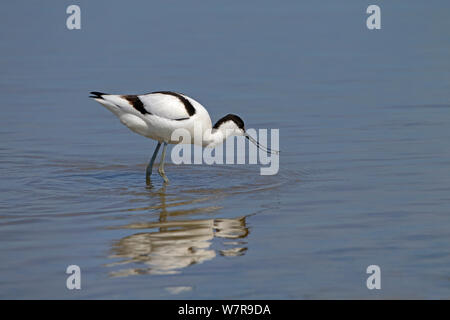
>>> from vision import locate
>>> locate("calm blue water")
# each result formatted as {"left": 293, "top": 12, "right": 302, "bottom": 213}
{"left": 1, "top": 1, "right": 450, "bottom": 299}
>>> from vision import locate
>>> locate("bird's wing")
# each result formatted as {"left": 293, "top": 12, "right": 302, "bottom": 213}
{"left": 137, "top": 91, "right": 196, "bottom": 120}
{"left": 90, "top": 91, "right": 196, "bottom": 121}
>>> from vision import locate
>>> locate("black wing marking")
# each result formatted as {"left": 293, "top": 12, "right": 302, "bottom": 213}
{"left": 122, "top": 95, "right": 150, "bottom": 115}
{"left": 151, "top": 91, "right": 196, "bottom": 116}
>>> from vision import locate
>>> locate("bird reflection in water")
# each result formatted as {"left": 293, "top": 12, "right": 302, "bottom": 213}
{"left": 106, "top": 185, "right": 249, "bottom": 277}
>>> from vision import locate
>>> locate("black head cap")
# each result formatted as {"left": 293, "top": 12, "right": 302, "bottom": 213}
{"left": 213, "top": 114, "right": 245, "bottom": 130}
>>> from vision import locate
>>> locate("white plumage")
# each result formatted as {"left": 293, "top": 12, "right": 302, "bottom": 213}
{"left": 138, "top": 93, "right": 197, "bottom": 120}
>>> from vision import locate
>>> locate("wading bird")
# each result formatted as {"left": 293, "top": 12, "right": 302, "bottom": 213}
{"left": 90, "top": 91, "right": 277, "bottom": 183}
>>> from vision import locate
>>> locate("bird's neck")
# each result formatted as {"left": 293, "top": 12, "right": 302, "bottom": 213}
{"left": 202, "top": 128, "right": 234, "bottom": 147}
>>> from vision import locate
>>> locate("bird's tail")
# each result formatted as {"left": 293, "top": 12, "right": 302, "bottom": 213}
{"left": 89, "top": 91, "right": 108, "bottom": 99}
{"left": 90, "top": 91, "right": 144, "bottom": 117}
{"left": 89, "top": 91, "right": 126, "bottom": 115}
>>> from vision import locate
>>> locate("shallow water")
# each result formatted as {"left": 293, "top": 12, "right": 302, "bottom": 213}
{"left": 1, "top": 1, "right": 450, "bottom": 299}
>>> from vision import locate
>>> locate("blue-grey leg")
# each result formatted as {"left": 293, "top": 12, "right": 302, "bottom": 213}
{"left": 158, "top": 142, "right": 169, "bottom": 183}
{"left": 146, "top": 142, "right": 162, "bottom": 180}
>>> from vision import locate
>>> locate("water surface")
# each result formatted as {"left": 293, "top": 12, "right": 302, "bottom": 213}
{"left": 1, "top": 1, "right": 450, "bottom": 299}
